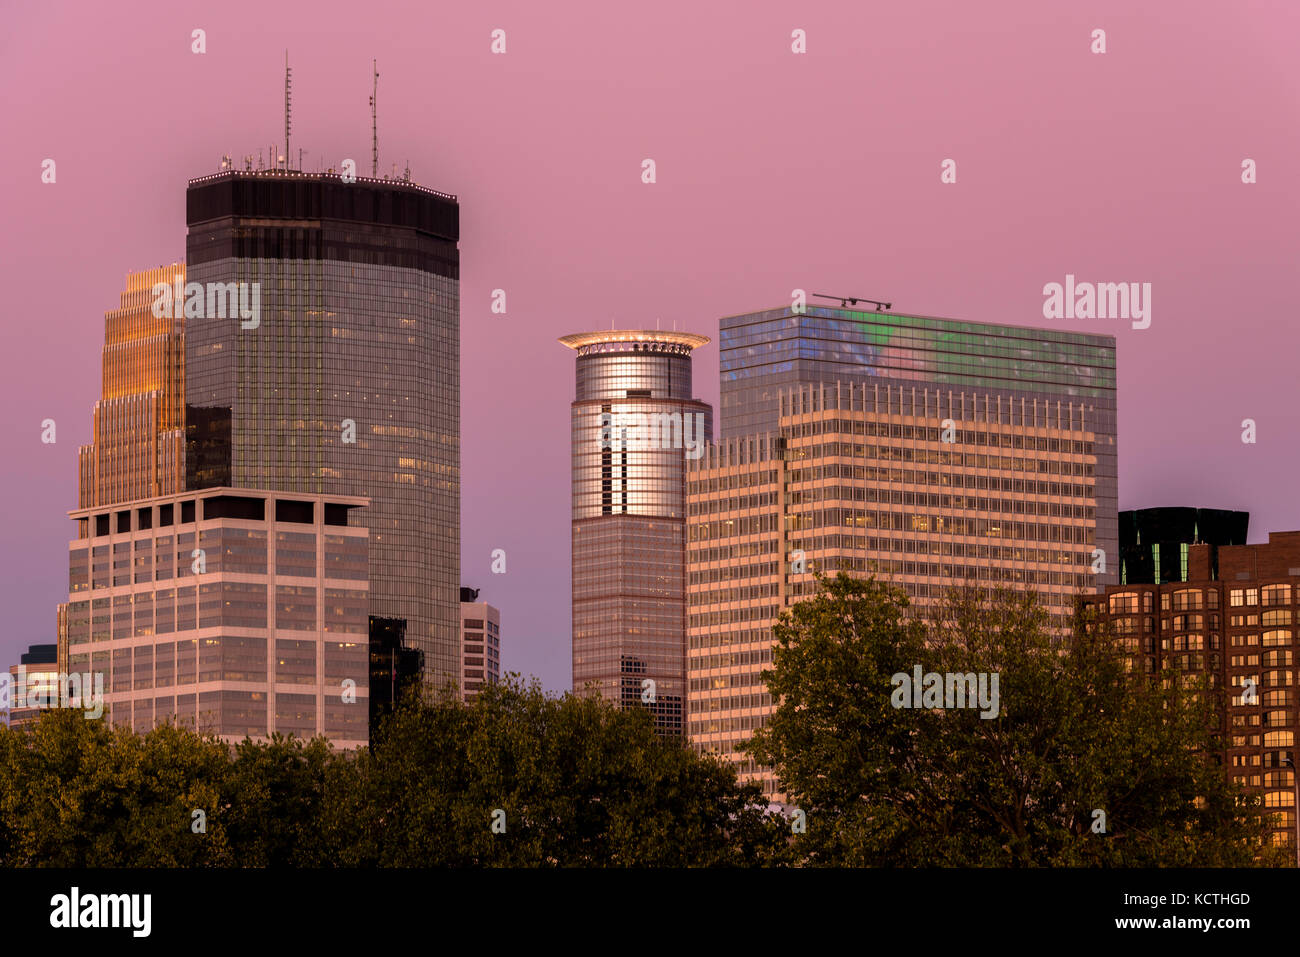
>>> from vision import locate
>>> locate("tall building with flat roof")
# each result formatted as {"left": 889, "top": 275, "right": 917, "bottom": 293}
{"left": 1082, "top": 530, "right": 1300, "bottom": 850}
{"left": 1119, "top": 507, "right": 1249, "bottom": 585}
{"left": 459, "top": 587, "right": 500, "bottom": 700}
{"left": 183, "top": 168, "right": 460, "bottom": 688}
{"left": 689, "top": 380, "right": 1103, "bottom": 796}
{"left": 717, "top": 304, "right": 1118, "bottom": 584}
{"left": 559, "top": 330, "right": 713, "bottom": 734}
{"left": 63, "top": 487, "right": 370, "bottom": 747}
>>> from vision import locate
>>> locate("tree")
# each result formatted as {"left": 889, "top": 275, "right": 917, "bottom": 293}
{"left": 0, "top": 709, "right": 233, "bottom": 866}
{"left": 335, "top": 676, "right": 786, "bottom": 866}
{"left": 744, "top": 571, "right": 1283, "bottom": 866}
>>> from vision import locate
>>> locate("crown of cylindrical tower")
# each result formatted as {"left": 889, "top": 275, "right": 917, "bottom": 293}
{"left": 559, "top": 330, "right": 709, "bottom": 403}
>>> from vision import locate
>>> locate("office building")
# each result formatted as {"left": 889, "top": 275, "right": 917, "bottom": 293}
{"left": 62, "top": 486, "right": 370, "bottom": 747}
{"left": 1119, "top": 507, "right": 1249, "bottom": 585}
{"left": 184, "top": 168, "right": 461, "bottom": 688}
{"left": 559, "top": 330, "right": 713, "bottom": 735}
{"left": 459, "top": 587, "right": 500, "bottom": 700}
{"left": 78, "top": 264, "right": 188, "bottom": 509}
{"left": 5, "top": 644, "right": 59, "bottom": 729}
{"left": 689, "top": 380, "right": 1103, "bottom": 795}
{"left": 717, "top": 304, "right": 1118, "bottom": 584}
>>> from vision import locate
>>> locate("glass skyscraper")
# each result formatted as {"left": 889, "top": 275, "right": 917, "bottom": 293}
{"left": 183, "top": 169, "right": 461, "bottom": 686}
{"left": 559, "top": 330, "right": 713, "bottom": 734}
{"left": 78, "top": 264, "right": 188, "bottom": 509}
{"left": 718, "top": 305, "right": 1119, "bottom": 581}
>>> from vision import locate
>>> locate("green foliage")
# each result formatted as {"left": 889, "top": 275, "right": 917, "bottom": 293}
{"left": 0, "top": 678, "right": 784, "bottom": 867}
{"left": 743, "top": 571, "right": 1286, "bottom": 867}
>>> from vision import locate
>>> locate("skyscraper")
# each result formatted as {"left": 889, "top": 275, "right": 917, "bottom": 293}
{"left": 717, "top": 304, "right": 1118, "bottom": 583}
{"left": 559, "top": 330, "right": 713, "bottom": 734}
{"left": 183, "top": 168, "right": 461, "bottom": 686}
{"left": 689, "top": 380, "right": 1104, "bottom": 795}
{"left": 78, "top": 264, "right": 188, "bottom": 509}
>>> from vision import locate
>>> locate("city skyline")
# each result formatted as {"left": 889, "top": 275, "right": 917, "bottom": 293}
{"left": 5, "top": 0, "right": 1300, "bottom": 695}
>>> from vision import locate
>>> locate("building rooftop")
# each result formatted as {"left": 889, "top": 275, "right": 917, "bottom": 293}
{"left": 558, "top": 330, "right": 710, "bottom": 351}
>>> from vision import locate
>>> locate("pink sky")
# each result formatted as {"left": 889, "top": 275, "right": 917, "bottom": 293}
{"left": 2, "top": 0, "right": 1298, "bottom": 691}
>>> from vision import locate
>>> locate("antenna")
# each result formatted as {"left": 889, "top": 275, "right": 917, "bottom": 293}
{"left": 284, "top": 51, "right": 292, "bottom": 170}
{"left": 812, "top": 292, "right": 892, "bottom": 311}
{"left": 369, "top": 59, "right": 379, "bottom": 177}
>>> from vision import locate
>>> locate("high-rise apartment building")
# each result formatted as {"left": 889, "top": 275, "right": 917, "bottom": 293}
{"left": 1119, "top": 507, "right": 1249, "bottom": 585}
{"left": 459, "top": 587, "right": 500, "bottom": 700}
{"left": 1082, "top": 530, "right": 1300, "bottom": 849}
{"left": 717, "top": 305, "right": 1118, "bottom": 584}
{"left": 688, "top": 380, "right": 1104, "bottom": 795}
{"left": 78, "top": 264, "right": 188, "bottom": 509}
{"left": 559, "top": 330, "right": 713, "bottom": 735}
{"left": 184, "top": 169, "right": 460, "bottom": 687}
{"left": 63, "top": 487, "right": 370, "bottom": 747}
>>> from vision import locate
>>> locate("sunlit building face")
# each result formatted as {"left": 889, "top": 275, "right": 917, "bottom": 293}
{"left": 560, "top": 331, "right": 713, "bottom": 736}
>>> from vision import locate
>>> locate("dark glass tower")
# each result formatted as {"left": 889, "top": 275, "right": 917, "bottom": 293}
{"left": 718, "top": 304, "right": 1120, "bottom": 585}
{"left": 1119, "top": 507, "right": 1249, "bottom": 584}
{"left": 559, "top": 331, "right": 712, "bottom": 735}
{"left": 184, "top": 169, "right": 460, "bottom": 686}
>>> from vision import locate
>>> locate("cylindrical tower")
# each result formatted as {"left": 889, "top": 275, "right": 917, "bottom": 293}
{"left": 559, "top": 330, "right": 712, "bottom": 735}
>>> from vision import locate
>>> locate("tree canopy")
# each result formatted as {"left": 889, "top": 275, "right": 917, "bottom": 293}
{"left": 743, "top": 572, "right": 1284, "bottom": 866}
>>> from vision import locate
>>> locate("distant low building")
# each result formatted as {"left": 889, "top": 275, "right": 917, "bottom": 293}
{"left": 459, "top": 587, "right": 500, "bottom": 700}
{"left": 5, "top": 644, "right": 59, "bottom": 728}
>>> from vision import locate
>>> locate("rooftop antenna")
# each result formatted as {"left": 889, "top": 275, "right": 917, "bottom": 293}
{"left": 812, "top": 292, "right": 891, "bottom": 311}
{"left": 284, "top": 51, "right": 292, "bottom": 170}
{"left": 369, "top": 59, "right": 379, "bottom": 177}
{"left": 404, "top": 158, "right": 410, "bottom": 182}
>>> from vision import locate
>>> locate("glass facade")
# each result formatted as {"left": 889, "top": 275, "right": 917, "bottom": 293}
{"left": 718, "top": 306, "right": 1119, "bottom": 586}
{"left": 560, "top": 331, "right": 713, "bottom": 735}
{"left": 184, "top": 170, "right": 460, "bottom": 687}
{"left": 78, "top": 264, "right": 188, "bottom": 509}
